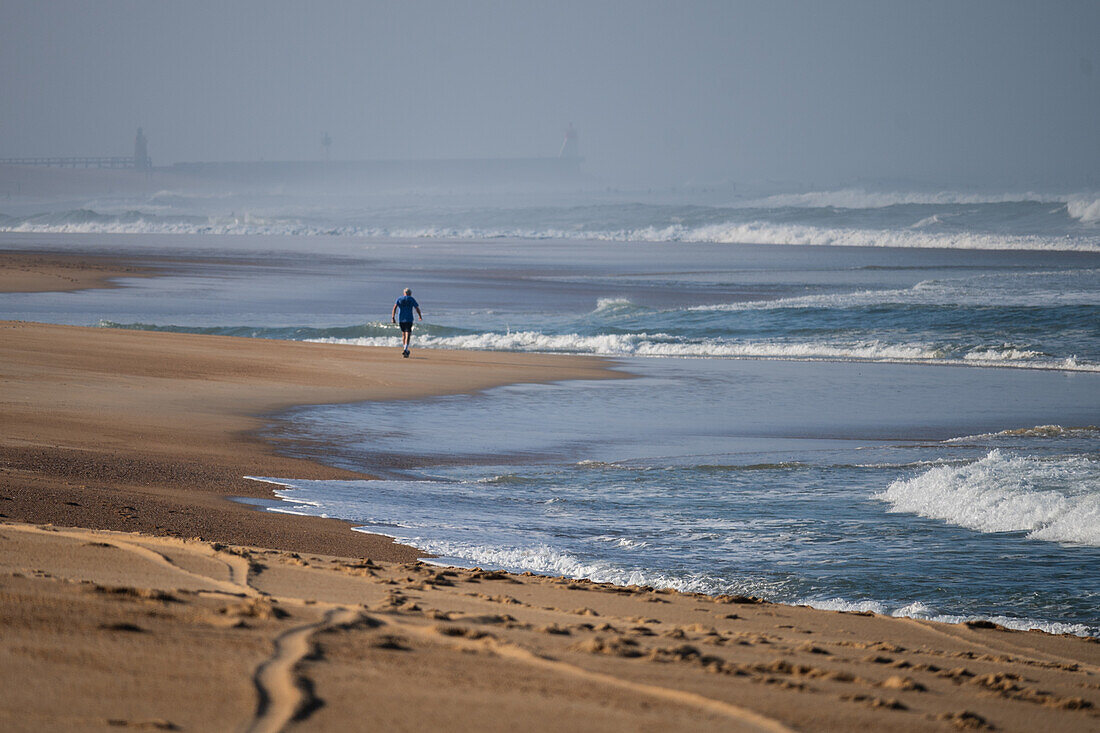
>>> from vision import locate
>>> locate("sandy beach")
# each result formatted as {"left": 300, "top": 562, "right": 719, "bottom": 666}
{"left": 0, "top": 251, "right": 161, "bottom": 293}
{"left": 2, "top": 254, "right": 1098, "bottom": 732}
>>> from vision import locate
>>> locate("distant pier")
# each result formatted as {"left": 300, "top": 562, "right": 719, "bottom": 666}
{"left": 0, "top": 156, "right": 138, "bottom": 169}
{"left": 169, "top": 157, "right": 583, "bottom": 187}
{"left": 1, "top": 127, "right": 584, "bottom": 190}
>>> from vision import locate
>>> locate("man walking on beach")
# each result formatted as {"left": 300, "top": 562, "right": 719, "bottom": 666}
{"left": 391, "top": 288, "right": 422, "bottom": 358}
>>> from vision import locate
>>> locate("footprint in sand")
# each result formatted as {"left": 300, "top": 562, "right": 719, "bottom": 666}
{"left": 938, "top": 710, "right": 993, "bottom": 730}
{"left": 839, "top": 694, "right": 906, "bottom": 710}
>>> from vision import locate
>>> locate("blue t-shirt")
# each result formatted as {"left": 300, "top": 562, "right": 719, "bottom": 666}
{"left": 395, "top": 295, "right": 419, "bottom": 322}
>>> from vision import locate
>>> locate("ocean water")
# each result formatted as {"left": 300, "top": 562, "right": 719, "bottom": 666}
{"left": 3, "top": 187, "right": 1100, "bottom": 251}
{"left": 2, "top": 186, "right": 1098, "bottom": 635}
{"left": 253, "top": 359, "right": 1100, "bottom": 636}
{"left": 86, "top": 264, "right": 1100, "bottom": 373}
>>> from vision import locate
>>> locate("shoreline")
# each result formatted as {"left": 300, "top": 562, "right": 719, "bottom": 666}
{"left": 0, "top": 250, "right": 627, "bottom": 559}
{"left": 3, "top": 251, "right": 1099, "bottom": 730}
{"left": 0, "top": 319, "right": 624, "bottom": 560}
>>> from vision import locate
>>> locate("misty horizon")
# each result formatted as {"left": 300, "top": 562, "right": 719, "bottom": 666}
{"left": 2, "top": 1, "right": 1099, "bottom": 188}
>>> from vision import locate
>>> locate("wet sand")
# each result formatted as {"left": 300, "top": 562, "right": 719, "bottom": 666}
{"left": 0, "top": 318, "right": 620, "bottom": 559}
{"left": 1, "top": 254, "right": 1098, "bottom": 731}
{"left": 0, "top": 251, "right": 160, "bottom": 292}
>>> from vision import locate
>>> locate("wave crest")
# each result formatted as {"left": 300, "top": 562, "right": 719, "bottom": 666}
{"left": 875, "top": 450, "right": 1100, "bottom": 546}
{"left": 4, "top": 201, "right": 1099, "bottom": 251}
{"left": 1068, "top": 197, "right": 1100, "bottom": 223}
{"left": 946, "top": 425, "right": 1100, "bottom": 442}
{"left": 741, "top": 189, "right": 1073, "bottom": 209}
{"left": 308, "top": 331, "right": 1099, "bottom": 371}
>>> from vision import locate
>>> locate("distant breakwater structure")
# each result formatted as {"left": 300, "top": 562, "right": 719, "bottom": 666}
{"left": 170, "top": 156, "right": 584, "bottom": 188}
{"left": 0, "top": 155, "right": 585, "bottom": 197}
{"left": 0, "top": 156, "right": 139, "bottom": 170}
{"left": 1, "top": 126, "right": 585, "bottom": 196}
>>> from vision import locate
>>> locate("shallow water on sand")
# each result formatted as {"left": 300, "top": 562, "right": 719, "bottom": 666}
{"left": 260, "top": 358, "right": 1100, "bottom": 636}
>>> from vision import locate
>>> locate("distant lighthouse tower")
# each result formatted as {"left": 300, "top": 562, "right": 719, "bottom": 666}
{"left": 559, "top": 123, "right": 579, "bottom": 159}
{"left": 133, "top": 128, "right": 151, "bottom": 170}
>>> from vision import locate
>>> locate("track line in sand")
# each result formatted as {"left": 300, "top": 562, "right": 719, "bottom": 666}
{"left": 17, "top": 522, "right": 1093, "bottom": 731}
{"left": 244, "top": 607, "right": 363, "bottom": 733}
{"left": 490, "top": 640, "right": 795, "bottom": 733}
{"left": 0, "top": 524, "right": 840, "bottom": 731}
{"left": 1, "top": 522, "right": 357, "bottom": 732}
{"left": 1, "top": 522, "right": 256, "bottom": 597}
{"left": 898, "top": 617, "right": 1100, "bottom": 674}
{"left": 385, "top": 617, "right": 794, "bottom": 733}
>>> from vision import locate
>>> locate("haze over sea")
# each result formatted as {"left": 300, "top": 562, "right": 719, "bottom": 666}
{"left": 3, "top": 184, "right": 1098, "bottom": 635}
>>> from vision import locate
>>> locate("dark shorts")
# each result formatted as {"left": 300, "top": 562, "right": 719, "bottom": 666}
{"left": 399, "top": 321, "right": 413, "bottom": 333}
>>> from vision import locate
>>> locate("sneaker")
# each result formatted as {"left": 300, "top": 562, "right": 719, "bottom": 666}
{"left": 402, "top": 349, "right": 410, "bottom": 358}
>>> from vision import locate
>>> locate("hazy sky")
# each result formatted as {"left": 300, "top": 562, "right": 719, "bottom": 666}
{"left": 2, "top": 1, "right": 1097, "bottom": 186}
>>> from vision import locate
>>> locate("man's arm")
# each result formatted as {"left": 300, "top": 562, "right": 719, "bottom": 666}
{"left": 391, "top": 303, "right": 398, "bottom": 322}
{"left": 415, "top": 306, "right": 423, "bottom": 320}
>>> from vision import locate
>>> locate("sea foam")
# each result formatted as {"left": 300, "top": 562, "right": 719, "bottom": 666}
{"left": 4, "top": 202, "right": 1100, "bottom": 251}
{"left": 945, "top": 425, "right": 1100, "bottom": 442}
{"left": 310, "top": 331, "right": 935, "bottom": 360}
{"left": 306, "top": 332, "right": 1099, "bottom": 371}
{"left": 689, "top": 270, "right": 1100, "bottom": 309}
{"left": 739, "top": 188, "right": 1074, "bottom": 209}
{"left": 1067, "top": 196, "right": 1100, "bottom": 223}
{"left": 805, "top": 597, "right": 1094, "bottom": 636}
{"left": 875, "top": 450, "right": 1100, "bottom": 546}
{"left": 253, "top": 477, "right": 1097, "bottom": 635}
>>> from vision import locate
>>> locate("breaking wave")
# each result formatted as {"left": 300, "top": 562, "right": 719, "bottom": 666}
{"left": 1067, "top": 196, "right": 1100, "bottom": 223}
{"left": 691, "top": 270, "right": 1100, "bottom": 309}
{"left": 96, "top": 261, "right": 1100, "bottom": 372}
{"left": 251, "top": 476, "right": 1098, "bottom": 636}
{"left": 610, "top": 222, "right": 1097, "bottom": 251}
{"left": 310, "top": 331, "right": 938, "bottom": 359}
{"left": 4, "top": 192, "right": 1100, "bottom": 251}
{"left": 303, "top": 331, "right": 1098, "bottom": 371}
{"left": 875, "top": 450, "right": 1100, "bottom": 546}
{"left": 946, "top": 425, "right": 1100, "bottom": 442}
{"left": 741, "top": 189, "right": 1072, "bottom": 209}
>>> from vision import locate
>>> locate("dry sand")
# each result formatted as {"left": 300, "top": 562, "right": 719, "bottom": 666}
{"left": 1, "top": 254, "right": 1098, "bottom": 731}
{"left": 3, "top": 522, "right": 1097, "bottom": 732}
